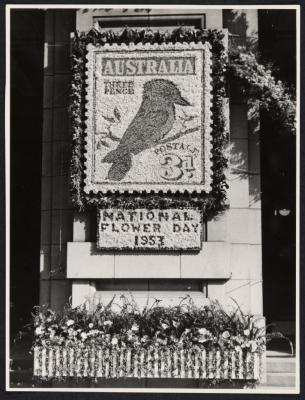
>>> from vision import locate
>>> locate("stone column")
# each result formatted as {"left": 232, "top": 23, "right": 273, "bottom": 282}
{"left": 40, "top": 10, "right": 75, "bottom": 310}
{"left": 214, "top": 9, "right": 263, "bottom": 315}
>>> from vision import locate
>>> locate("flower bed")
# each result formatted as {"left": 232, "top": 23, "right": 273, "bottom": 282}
{"left": 32, "top": 297, "right": 265, "bottom": 383}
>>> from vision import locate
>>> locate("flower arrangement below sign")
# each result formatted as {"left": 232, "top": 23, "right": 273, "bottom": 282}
{"left": 32, "top": 297, "right": 265, "bottom": 385}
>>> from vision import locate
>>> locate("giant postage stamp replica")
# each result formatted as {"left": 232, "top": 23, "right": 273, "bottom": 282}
{"left": 84, "top": 42, "right": 213, "bottom": 194}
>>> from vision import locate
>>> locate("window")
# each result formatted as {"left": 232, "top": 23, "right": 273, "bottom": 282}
{"left": 94, "top": 12, "right": 205, "bottom": 31}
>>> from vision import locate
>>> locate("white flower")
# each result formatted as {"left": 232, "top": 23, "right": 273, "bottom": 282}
{"left": 243, "top": 329, "right": 250, "bottom": 337}
{"left": 184, "top": 328, "right": 191, "bottom": 334}
{"left": 161, "top": 323, "right": 169, "bottom": 330}
{"left": 111, "top": 337, "right": 118, "bottom": 346}
{"left": 197, "top": 327, "right": 212, "bottom": 343}
{"left": 131, "top": 324, "right": 139, "bottom": 332}
{"left": 250, "top": 341, "right": 258, "bottom": 352}
{"left": 141, "top": 335, "right": 149, "bottom": 343}
{"left": 222, "top": 331, "right": 230, "bottom": 339}
{"left": 35, "top": 326, "right": 44, "bottom": 336}
{"left": 198, "top": 328, "right": 210, "bottom": 336}
{"left": 80, "top": 332, "right": 87, "bottom": 341}
{"left": 68, "top": 328, "right": 74, "bottom": 336}
{"left": 172, "top": 320, "right": 179, "bottom": 328}
{"left": 103, "top": 320, "right": 113, "bottom": 327}
{"left": 88, "top": 323, "right": 93, "bottom": 329}
{"left": 66, "top": 319, "right": 74, "bottom": 327}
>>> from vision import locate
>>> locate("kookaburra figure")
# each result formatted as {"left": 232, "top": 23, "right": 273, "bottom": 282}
{"left": 102, "top": 79, "right": 191, "bottom": 181}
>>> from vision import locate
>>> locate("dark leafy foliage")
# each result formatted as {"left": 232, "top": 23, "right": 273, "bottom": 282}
{"left": 32, "top": 296, "right": 266, "bottom": 354}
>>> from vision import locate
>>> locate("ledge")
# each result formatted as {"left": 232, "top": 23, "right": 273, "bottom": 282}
{"left": 67, "top": 241, "right": 231, "bottom": 279}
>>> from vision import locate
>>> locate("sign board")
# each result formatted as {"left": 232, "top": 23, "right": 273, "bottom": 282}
{"left": 84, "top": 42, "right": 212, "bottom": 194}
{"left": 97, "top": 208, "right": 202, "bottom": 250}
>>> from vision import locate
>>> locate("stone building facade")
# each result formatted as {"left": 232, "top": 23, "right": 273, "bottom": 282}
{"left": 39, "top": 8, "right": 263, "bottom": 318}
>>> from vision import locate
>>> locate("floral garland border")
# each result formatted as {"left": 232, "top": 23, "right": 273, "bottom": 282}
{"left": 70, "top": 28, "right": 229, "bottom": 217}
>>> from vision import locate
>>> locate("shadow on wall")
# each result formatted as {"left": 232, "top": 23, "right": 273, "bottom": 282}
{"left": 229, "top": 138, "right": 261, "bottom": 207}
{"left": 223, "top": 10, "right": 260, "bottom": 207}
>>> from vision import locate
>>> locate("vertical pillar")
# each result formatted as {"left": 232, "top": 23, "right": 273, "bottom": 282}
{"left": 40, "top": 10, "right": 76, "bottom": 310}
{"left": 71, "top": 211, "right": 97, "bottom": 307}
{"left": 220, "top": 9, "right": 263, "bottom": 315}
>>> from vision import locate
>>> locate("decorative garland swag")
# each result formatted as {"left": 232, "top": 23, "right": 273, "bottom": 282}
{"left": 70, "top": 28, "right": 229, "bottom": 217}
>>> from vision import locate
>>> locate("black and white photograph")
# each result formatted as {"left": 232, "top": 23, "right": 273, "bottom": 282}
{"left": 6, "top": 4, "right": 300, "bottom": 393}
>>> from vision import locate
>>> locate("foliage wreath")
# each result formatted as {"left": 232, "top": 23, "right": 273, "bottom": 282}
{"left": 70, "top": 28, "right": 229, "bottom": 215}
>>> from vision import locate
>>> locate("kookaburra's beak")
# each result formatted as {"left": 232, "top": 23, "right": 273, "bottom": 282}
{"left": 175, "top": 96, "right": 191, "bottom": 106}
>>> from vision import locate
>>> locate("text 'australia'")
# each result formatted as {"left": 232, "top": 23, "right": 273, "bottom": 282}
{"left": 101, "top": 57, "right": 196, "bottom": 76}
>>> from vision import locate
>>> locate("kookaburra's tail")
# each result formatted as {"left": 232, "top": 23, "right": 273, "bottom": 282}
{"left": 102, "top": 148, "right": 132, "bottom": 181}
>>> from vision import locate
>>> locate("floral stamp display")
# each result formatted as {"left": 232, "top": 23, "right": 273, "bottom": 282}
{"left": 70, "top": 29, "right": 229, "bottom": 212}
{"left": 84, "top": 42, "right": 212, "bottom": 194}
{"left": 97, "top": 207, "right": 202, "bottom": 250}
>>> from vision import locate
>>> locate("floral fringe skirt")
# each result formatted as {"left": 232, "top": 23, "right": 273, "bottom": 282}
{"left": 33, "top": 346, "right": 261, "bottom": 380}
